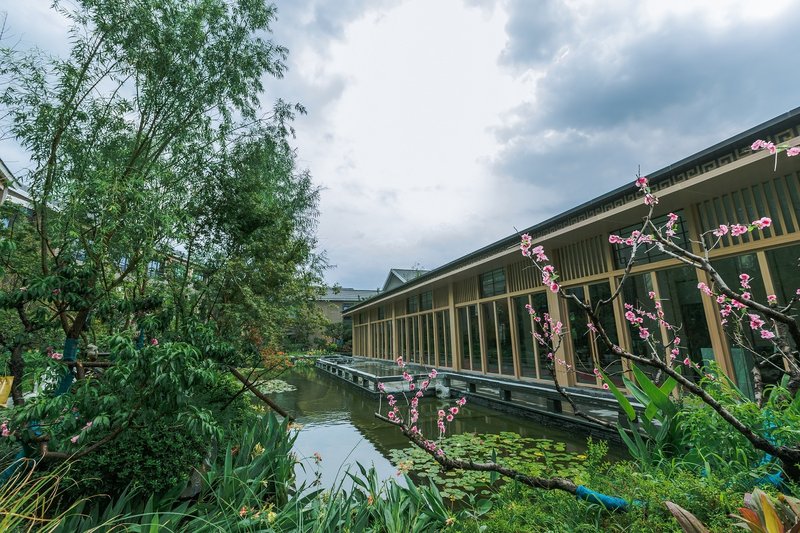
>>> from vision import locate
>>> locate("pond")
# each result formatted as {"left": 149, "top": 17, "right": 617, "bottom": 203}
{"left": 270, "top": 366, "right": 616, "bottom": 495}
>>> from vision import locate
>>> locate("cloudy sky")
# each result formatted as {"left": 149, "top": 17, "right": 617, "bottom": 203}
{"left": 2, "top": 0, "right": 799, "bottom": 290}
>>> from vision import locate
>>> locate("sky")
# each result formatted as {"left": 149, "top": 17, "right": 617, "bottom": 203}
{"left": 1, "top": 0, "right": 800, "bottom": 290}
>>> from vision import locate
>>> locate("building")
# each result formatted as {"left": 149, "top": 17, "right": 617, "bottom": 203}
{"left": 317, "top": 287, "right": 381, "bottom": 325}
{"left": 344, "top": 108, "right": 800, "bottom": 399}
{"left": 382, "top": 269, "right": 429, "bottom": 292}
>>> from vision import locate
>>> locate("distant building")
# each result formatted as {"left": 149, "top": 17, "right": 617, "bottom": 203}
{"left": 344, "top": 108, "right": 800, "bottom": 400}
{"left": 316, "top": 287, "right": 380, "bottom": 326}
{"left": 382, "top": 269, "right": 429, "bottom": 292}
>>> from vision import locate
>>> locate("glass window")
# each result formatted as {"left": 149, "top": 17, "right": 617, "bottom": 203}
{"left": 407, "top": 296, "right": 418, "bottom": 314}
{"left": 420, "top": 291, "right": 433, "bottom": 311}
{"left": 589, "top": 282, "right": 622, "bottom": 384}
{"left": 482, "top": 302, "right": 498, "bottom": 373}
{"left": 496, "top": 300, "right": 515, "bottom": 376}
{"left": 437, "top": 310, "right": 451, "bottom": 368}
{"left": 514, "top": 295, "right": 537, "bottom": 378}
{"left": 766, "top": 244, "right": 800, "bottom": 306}
{"left": 468, "top": 305, "right": 481, "bottom": 371}
{"left": 480, "top": 268, "right": 506, "bottom": 298}
{"left": 612, "top": 211, "right": 689, "bottom": 269}
{"left": 531, "top": 292, "right": 552, "bottom": 380}
{"left": 458, "top": 307, "right": 471, "bottom": 370}
{"left": 656, "top": 266, "right": 712, "bottom": 375}
{"left": 566, "top": 286, "right": 596, "bottom": 384}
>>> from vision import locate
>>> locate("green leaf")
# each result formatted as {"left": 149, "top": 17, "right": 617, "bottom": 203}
{"left": 600, "top": 369, "right": 636, "bottom": 421}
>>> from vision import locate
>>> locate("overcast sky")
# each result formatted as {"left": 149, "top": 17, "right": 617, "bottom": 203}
{"left": 2, "top": 1, "right": 799, "bottom": 290}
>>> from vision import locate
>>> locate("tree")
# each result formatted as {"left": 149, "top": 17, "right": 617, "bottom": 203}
{"left": 0, "top": 0, "right": 320, "bottom": 463}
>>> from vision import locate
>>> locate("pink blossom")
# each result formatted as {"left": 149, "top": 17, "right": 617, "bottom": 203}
{"left": 0, "top": 423, "right": 9, "bottom": 438}
{"left": 767, "top": 294, "right": 777, "bottom": 304}
{"left": 683, "top": 357, "right": 691, "bottom": 366}
{"left": 635, "top": 177, "right": 648, "bottom": 188}
{"left": 730, "top": 224, "right": 748, "bottom": 237}
{"left": 531, "top": 245, "right": 548, "bottom": 262}
{"left": 428, "top": 369, "right": 438, "bottom": 379}
{"left": 449, "top": 407, "right": 459, "bottom": 415}
{"left": 748, "top": 314, "right": 765, "bottom": 330}
{"left": 625, "top": 311, "right": 636, "bottom": 322}
{"left": 525, "top": 303, "right": 534, "bottom": 314}
{"left": 377, "top": 382, "right": 385, "bottom": 392}
{"left": 608, "top": 234, "right": 623, "bottom": 244}
{"left": 388, "top": 411, "right": 395, "bottom": 419}
{"left": 716, "top": 295, "right": 726, "bottom": 304}
{"left": 644, "top": 194, "right": 658, "bottom": 206}
{"left": 751, "top": 139, "right": 767, "bottom": 151}
{"left": 639, "top": 328, "right": 650, "bottom": 340}
{"left": 602, "top": 383, "right": 609, "bottom": 390}
{"left": 70, "top": 435, "right": 79, "bottom": 444}
{"left": 456, "top": 397, "right": 467, "bottom": 406}
{"left": 697, "top": 282, "right": 712, "bottom": 296}
{"left": 787, "top": 146, "right": 800, "bottom": 157}
{"left": 587, "top": 321, "right": 598, "bottom": 333}
{"left": 549, "top": 281, "right": 560, "bottom": 293}
{"left": 438, "top": 409, "right": 446, "bottom": 418}
{"left": 760, "top": 330, "right": 775, "bottom": 340}
{"left": 670, "top": 349, "right": 679, "bottom": 359}
{"left": 742, "top": 292, "right": 751, "bottom": 300}
{"left": 648, "top": 291, "right": 656, "bottom": 300}
{"left": 50, "top": 352, "right": 63, "bottom": 361}
{"left": 752, "top": 217, "right": 772, "bottom": 229}
{"left": 396, "top": 356, "right": 405, "bottom": 368}
{"left": 402, "top": 372, "right": 412, "bottom": 382}
{"left": 408, "top": 383, "right": 415, "bottom": 391}
{"left": 712, "top": 225, "right": 729, "bottom": 237}
{"left": 150, "top": 338, "right": 158, "bottom": 346}
{"left": 446, "top": 414, "right": 454, "bottom": 422}
{"left": 739, "top": 273, "right": 751, "bottom": 289}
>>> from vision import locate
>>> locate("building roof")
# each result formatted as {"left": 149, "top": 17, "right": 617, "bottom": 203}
{"left": 381, "top": 268, "right": 429, "bottom": 291}
{"left": 319, "top": 287, "right": 380, "bottom": 303}
{"left": 345, "top": 106, "right": 800, "bottom": 315}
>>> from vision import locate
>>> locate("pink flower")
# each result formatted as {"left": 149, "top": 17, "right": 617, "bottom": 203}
{"left": 635, "top": 177, "right": 648, "bottom": 188}
{"left": 730, "top": 224, "right": 748, "bottom": 237}
{"left": 377, "top": 382, "right": 385, "bottom": 392}
{"left": 388, "top": 411, "right": 395, "bottom": 419}
{"left": 438, "top": 409, "right": 446, "bottom": 418}
{"left": 608, "top": 234, "right": 623, "bottom": 244}
{"left": 748, "top": 314, "right": 765, "bottom": 330}
{"left": 739, "top": 273, "right": 751, "bottom": 289}
{"left": 715, "top": 295, "right": 726, "bottom": 304}
{"left": 787, "top": 146, "right": 800, "bottom": 157}
{"left": 752, "top": 217, "right": 772, "bottom": 229}
{"left": 683, "top": 357, "right": 691, "bottom": 366}
{"left": 456, "top": 397, "right": 467, "bottom": 406}
{"left": 712, "top": 225, "right": 729, "bottom": 237}
{"left": 150, "top": 338, "right": 158, "bottom": 346}
{"left": 751, "top": 139, "right": 767, "bottom": 150}
{"left": 408, "top": 383, "right": 415, "bottom": 391}
{"left": 549, "top": 281, "right": 560, "bottom": 293}
{"left": 402, "top": 371, "right": 412, "bottom": 382}
{"left": 82, "top": 421, "right": 93, "bottom": 430}
{"left": 624, "top": 311, "right": 636, "bottom": 322}
{"left": 760, "top": 330, "right": 775, "bottom": 340}
{"left": 531, "top": 246, "right": 548, "bottom": 262}
{"left": 70, "top": 435, "right": 79, "bottom": 444}
{"left": 602, "top": 383, "right": 609, "bottom": 390}
{"left": 428, "top": 369, "right": 438, "bottom": 379}
{"left": 670, "top": 348, "right": 679, "bottom": 359}
{"left": 767, "top": 294, "right": 777, "bottom": 303}
{"left": 697, "top": 282, "right": 712, "bottom": 296}
{"left": 446, "top": 414, "right": 454, "bottom": 422}
{"left": 449, "top": 407, "right": 459, "bottom": 415}
{"left": 648, "top": 291, "right": 656, "bottom": 300}
{"left": 639, "top": 328, "right": 650, "bottom": 340}
{"left": 644, "top": 193, "right": 658, "bottom": 206}
{"left": 50, "top": 352, "right": 63, "bottom": 361}
{"left": 396, "top": 356, "right": 405, "bottom": 368}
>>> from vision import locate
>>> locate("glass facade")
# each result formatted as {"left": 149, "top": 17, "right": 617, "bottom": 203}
{"left": 482, "top": 302, "right": 499, "bottom": 373}
{"left": 656, "top": 266, "right": 712, "bottom": 373}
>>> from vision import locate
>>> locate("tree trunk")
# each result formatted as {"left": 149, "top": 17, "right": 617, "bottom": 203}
{"left": 10, "top": 345, "right": 25, "bottom": 406}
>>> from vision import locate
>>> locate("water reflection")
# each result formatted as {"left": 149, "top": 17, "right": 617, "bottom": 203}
{"left": 273, "top": 367, "right": 593, "bottom": 492}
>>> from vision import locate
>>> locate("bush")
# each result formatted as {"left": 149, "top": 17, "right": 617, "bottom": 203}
{"left": 65, "top": 419, "right": 205, "bottom": 498}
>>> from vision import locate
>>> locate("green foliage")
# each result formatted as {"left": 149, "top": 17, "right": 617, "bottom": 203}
{"left": 65, "top": 418, "right": 205, "bottom": 497}
{"left": 453, "top": 442, "right": 742, "bottom": 533}
{"left": 389, "top": 431, "right": 588, "bottom": 500}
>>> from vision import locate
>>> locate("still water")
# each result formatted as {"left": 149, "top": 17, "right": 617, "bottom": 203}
{"left": 271, "top": 367, "right": 595, "bottom": 491}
